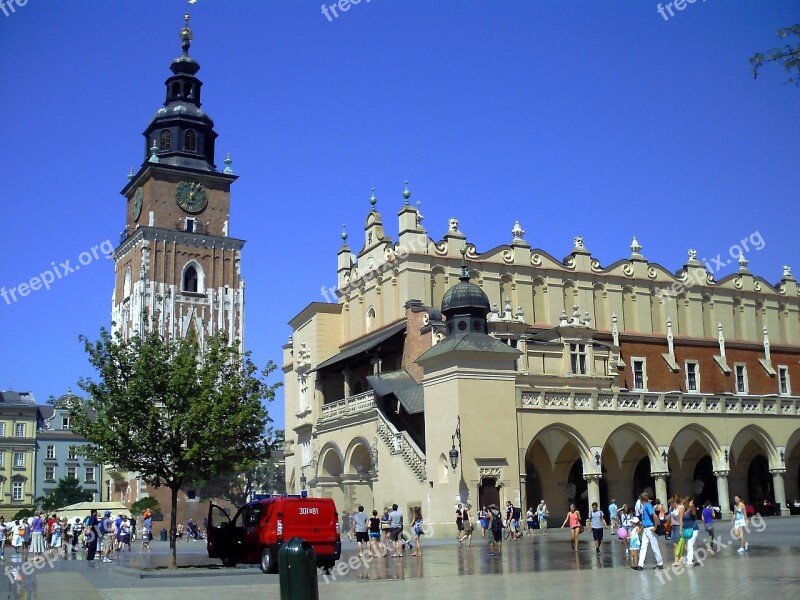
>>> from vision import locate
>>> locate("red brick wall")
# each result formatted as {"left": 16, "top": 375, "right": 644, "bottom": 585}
{"left": 402, "top": 306, "right": 435, "bottom": 382}
{"left": 618, "top": 337, "right": 800, "bottom": 395}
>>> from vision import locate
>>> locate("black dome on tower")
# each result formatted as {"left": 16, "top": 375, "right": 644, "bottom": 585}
{"left": 141, "top": 12, "right": 219, "bottom": 172}
{"left": 441, "top": 247, "right": 491, "bottom": 336}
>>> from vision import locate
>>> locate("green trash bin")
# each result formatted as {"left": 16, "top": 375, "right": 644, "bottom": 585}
{"left": 278, "top": 537, "right": 319, "bottom": 600}
{"left": 160, "top": 528, "right": 167, "bottom": 542}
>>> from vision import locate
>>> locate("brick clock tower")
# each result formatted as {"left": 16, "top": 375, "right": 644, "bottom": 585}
{"left": 113, "top": 14, "right": 244, "bottom": 353}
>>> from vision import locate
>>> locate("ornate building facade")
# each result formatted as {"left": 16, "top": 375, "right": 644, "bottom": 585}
{"left": 284, "top": 187, "right": 800, "bottom": 533}
{"left": 112, "top": 14, "right": 244, "bottom": 352}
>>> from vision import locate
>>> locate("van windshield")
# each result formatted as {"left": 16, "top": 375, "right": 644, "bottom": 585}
{"left": 234, "top": 503, "right": 263, "bottom": 528}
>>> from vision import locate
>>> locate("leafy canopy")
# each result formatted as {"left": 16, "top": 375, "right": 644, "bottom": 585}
{"left": 35, "top": 476, "right": 93, "bottom": 512}
{"left": 63, "top": 329, "right": 279, "bottom": 492}
{"left": 750, "top": 23, "right": 800, "bottom": 85}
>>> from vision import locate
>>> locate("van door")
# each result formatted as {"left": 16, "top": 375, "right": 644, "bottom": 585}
{"left": 207, "top": 503, "right": 235, "bottom": 560}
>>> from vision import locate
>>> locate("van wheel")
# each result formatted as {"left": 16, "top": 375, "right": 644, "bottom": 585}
{"left": 260, "top": 547, "right": 276, "bottom": 574}
{"left": 319, "top": 560, "right": 335, "bottom": 573}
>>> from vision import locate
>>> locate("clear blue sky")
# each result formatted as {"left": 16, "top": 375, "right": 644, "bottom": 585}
{"left": 1, "top": 1, "right": 798, "bottom": 431}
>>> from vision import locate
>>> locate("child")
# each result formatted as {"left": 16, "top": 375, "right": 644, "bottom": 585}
{"left": 629, "top": 517, "right": 642, "bottom": 568}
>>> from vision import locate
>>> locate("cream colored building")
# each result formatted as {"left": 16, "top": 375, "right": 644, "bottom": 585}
{"left": 284, "top": 188, "right": 800, "bottom": 533}
{"left": 0, "top": 392, "right": 38, "bottom": 519}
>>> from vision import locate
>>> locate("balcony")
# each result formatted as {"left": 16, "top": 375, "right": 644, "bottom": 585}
{"left": 318, "top": 391, "right": 376, "bottom": 423}
{"left": 519, "top": 390, "right": 799, "bottom": 416}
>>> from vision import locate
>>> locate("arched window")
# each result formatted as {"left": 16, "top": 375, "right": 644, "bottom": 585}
{"left": 171, "top": 82, "right": 181, "bottom": 98}
{"left": 183, "top": 266, "right": 198, "bottom": 293}
{"left": 123, "top": 267, "right": 132, "bottom": 299}
{"left": 184, "top": 129, "right": 197, "bottom": 153}
{"left": 160, "top": 130, "right": 171, "bottom": 151}
{"left": 366, "top": 306, "right": 376, "bottom": 333}
{"left": 183, "top": 82, "right": 194, "bottom": 98}
{"left": 181, "top": 261, "right": 204, "bottom": 294}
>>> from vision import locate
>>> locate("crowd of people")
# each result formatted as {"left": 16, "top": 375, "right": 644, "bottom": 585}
{"left": 338, "top": 491, "right": 754, "bottom": 571}
{"left": 0, "top": 509, "right": 155, "bottom": 563}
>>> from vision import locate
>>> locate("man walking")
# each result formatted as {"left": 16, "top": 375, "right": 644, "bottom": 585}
{"left": 536, "top": 500, "right": 549, "bottom": 536}
{"left": 635, "top": 493, "right": 664, "bottom": 571}
{"left": 101, "top": 510, "right": 115, "bottom": 563}
{"left": 588, "top": 502, "right": 607, "bottom": 554}
{"left": 85, "top": 509, "right": 99, "bottom": 562}
{"left": 608, "top": 499, "right": 618, "bottom": 532}
{"left": 388, "top": 504, "right": 404, "bottom": 558}
{"left": 488, "top": 504, "right": 503, "bottom": 556}
{"left": 352, "top": 506, "right": 370, "bottom": 558}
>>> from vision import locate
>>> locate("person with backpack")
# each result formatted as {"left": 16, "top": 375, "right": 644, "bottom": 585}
{"left": 505, "top": 501, "right": 521, "bottom": 540}
{"left": 488, "top": 504, "right": 504, "bottom": 556}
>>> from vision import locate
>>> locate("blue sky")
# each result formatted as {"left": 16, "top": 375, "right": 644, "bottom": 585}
{"left": 1, "top": 0, "right": 798, "bottom": 431}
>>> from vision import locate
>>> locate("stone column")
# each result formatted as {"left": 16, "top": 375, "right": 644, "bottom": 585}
{"left": 652, "top": 473, "right": 668, "bottom": 505}
{"left": 342, "top": 369, "right": 351, "bottom": 399}
{"left": 584, "top": 474, "right": 602, "bottom": 515}
{"left": 770, "top": 469, "right": 787, "bottom": 515}
{"left": 714, "top": 470, "right": 730, "bottom": 518}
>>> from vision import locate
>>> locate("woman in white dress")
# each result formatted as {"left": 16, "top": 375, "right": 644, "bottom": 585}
{"left": 12, "top": 520, "right": 22, "bottom": 554}
{"left": 51, "top": 519, "right": 63, "bottom": 554}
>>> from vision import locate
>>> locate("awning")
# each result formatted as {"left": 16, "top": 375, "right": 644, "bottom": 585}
{"left": 367, "top": 369, "right": 425, "bottom": 415}
{"left": 312, "top": 321, "right": 406, "bottom": 373}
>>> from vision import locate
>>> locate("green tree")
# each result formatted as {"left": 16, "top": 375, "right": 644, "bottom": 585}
{"left": 12, "top": 508, "right": 35, "bottom": 521}
{"left": 62, "top": 328, "right": 280, "bottom": 569}
{"left": 750, "top": 23, "right": 800, "bottom": 85}
{"left": 130, "top": 497, "right": 162, "bottom": 517}
{"left": 35, "top": 476, "right": 93, "bottom": 511}
{"left": 199, "top": 429, "right": 285, "bottom": 507}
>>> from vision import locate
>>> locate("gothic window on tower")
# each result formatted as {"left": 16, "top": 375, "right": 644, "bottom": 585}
{"left": 181, "top": 261, "right": 205, "bottom": 295}
{"left": 185, "top": 129, "right": 197, "bottom": 153}
{"left": 160, "top": 130, "right": 171, "bottom": 151}
{"left": 123, "top": 267, "right": 132, "bottom": 300}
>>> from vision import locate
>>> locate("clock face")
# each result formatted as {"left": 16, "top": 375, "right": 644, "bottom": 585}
{"left": 175, "top": 181, "right": 208, "bottom": 214}
{"left": 132, "top": 187, "right": 143, "bottom": 221}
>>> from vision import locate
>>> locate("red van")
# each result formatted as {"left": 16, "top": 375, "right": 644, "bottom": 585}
{"left": 207, "top": 495, "right": 341, "bottom": 573}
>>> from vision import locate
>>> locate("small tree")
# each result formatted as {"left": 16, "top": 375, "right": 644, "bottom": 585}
{"left": 750, "top": 23, "right": 800, "bottom": 85}
{"left": 35, "top": 476, "right": 93, "bottom": 512}
{"left": 12, "top": 508, "right": 35, "bottom": 521}
{"left": 130, "top": 497, "right": 162, "bottom": 517}
{"left": 63, "top": 328, "right": 280, "bottom": 569}
{"left": 199, "top": 429, "right": 285, "bottom": 507}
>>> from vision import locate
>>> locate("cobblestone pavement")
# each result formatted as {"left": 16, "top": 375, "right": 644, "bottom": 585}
{"left": 3, "top": 517, "right": 798, "bottom": 599}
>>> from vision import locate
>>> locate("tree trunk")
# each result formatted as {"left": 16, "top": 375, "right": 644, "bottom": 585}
{"left": 169, "top": 485, "right": 179, "bottom": 569}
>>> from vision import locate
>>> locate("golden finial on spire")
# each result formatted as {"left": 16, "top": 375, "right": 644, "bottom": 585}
{"left": 180, "top": 1, "right": 196, "bottom": 51}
